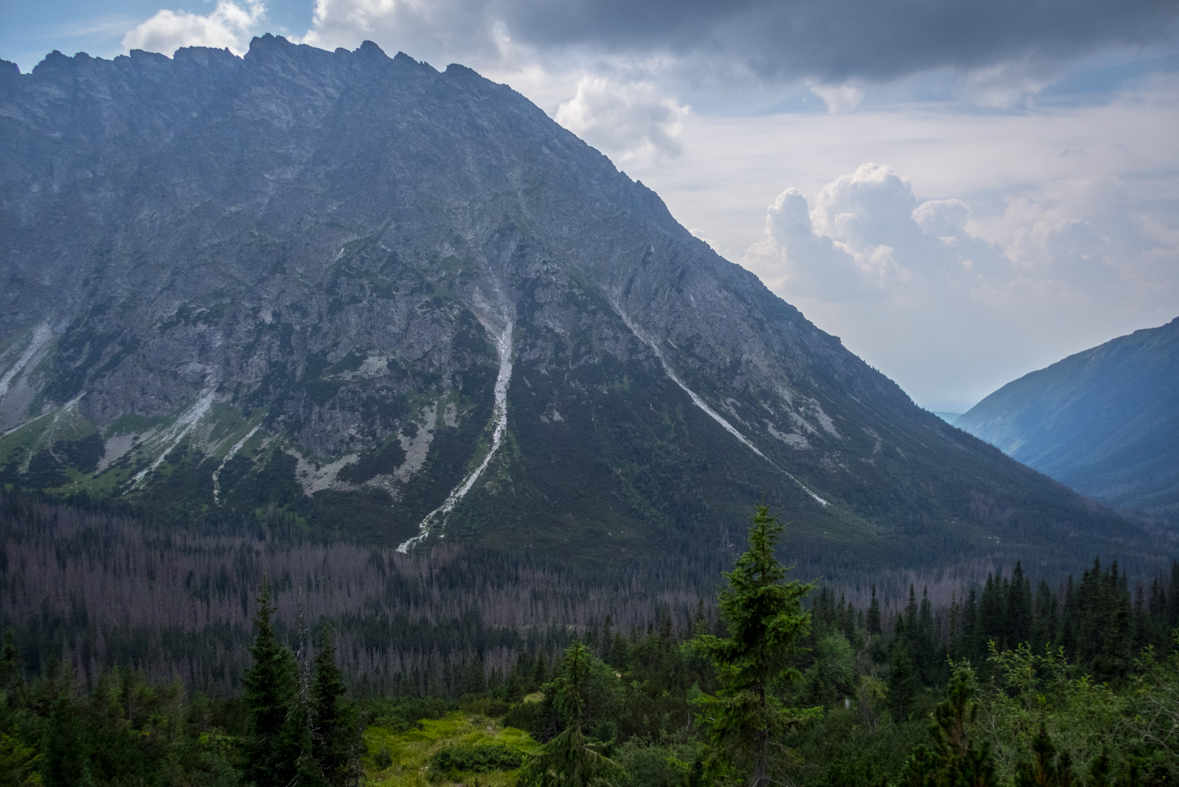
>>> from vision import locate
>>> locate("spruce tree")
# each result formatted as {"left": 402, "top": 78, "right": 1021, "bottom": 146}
{"left": 962, "top": 588, "right": 980, "bottom": 662}
{"left": 241, "top": 580, "right": 302, "bottom": 786}
{"left": 42, "top": 693, "right": 87, "bottom": 787}
{"left": 867, "top": 586, "right": 882, "bottom": 636}
{"left": 1014, "top": 723, "right": 1073, "bottom": 787}
{"left": 311, "top": 626, "right": 358, "bottom": 787}
{"left": 1007, "top": 562, "right": 1032, "bottom": 648}
{"left": 899, "top": 665, "right": 997, "bottom": 787}
{"left": 692, "top": 504, "right": 819, "bottom": 787}
{"left": 917, "top": 587, "right": 938, "bottom": 684}
{"left": 517, "top": 643, "right": 623, "bottom": 787}
{"left": 888, "top": 635, "right": 918, "bottom": 722}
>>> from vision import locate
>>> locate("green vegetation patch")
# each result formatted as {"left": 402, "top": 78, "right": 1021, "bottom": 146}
{"left": 0, "top": 416, "right": 52, "bottom": 466}
{"left": 429, "top": 743, "right": 525, "bottom": 773}
{"left": 364, "top": 711, "right": 539, "bottom": 787}
{"left": 336, "top": 437, "right": 407, "bottom": 485}
{"left": 55, "top": 434, "right": 105, "bottom": 474}
{"left": 106, "top": 412, "right": 171, "bottom": 437}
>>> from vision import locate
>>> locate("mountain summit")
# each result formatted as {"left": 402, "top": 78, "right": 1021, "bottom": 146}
{"left": 0, "top": 37, "right": 1159, "bottom": 571}
{"left": 957, "top": 318, "right": 1179, "bottom": 522}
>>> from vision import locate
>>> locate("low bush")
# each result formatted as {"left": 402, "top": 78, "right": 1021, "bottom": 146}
{"left": 428, "top": 744, "right": 525, "bottom": 773}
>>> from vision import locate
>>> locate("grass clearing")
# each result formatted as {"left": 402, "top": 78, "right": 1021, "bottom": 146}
{"left": 363, "top": 711, "right": 540, "bottom": 786}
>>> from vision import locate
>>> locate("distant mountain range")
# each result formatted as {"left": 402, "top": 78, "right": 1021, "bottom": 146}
{"left": 0, "top": 37, "right": 1166, "bottom": 575}
{"left": 957, "top": 318, "right": 1179, "bottom": 522}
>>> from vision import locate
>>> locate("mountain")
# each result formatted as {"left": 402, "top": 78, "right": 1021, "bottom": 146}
{"left": 956, "top": 318, "right": 1179, "bottom": 521}
{"left": 0, "top": 37, "right": 1165, "bottom": 575}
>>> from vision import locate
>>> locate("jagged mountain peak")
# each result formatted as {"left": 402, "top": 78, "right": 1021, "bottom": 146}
{"left": 0, "top": 41, "right": 1162, "bottom": 572}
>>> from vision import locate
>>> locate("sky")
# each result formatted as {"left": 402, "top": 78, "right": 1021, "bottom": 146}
{"left": 3, "top": 0, "right": 1178, "bottom": 413}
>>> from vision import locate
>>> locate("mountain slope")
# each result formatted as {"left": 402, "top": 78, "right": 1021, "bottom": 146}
{"left": 0, "top": 38, "right": 1164, "bottom": 572}
{"left": 957, "top": 318, "right": 1179, "bottom": 520}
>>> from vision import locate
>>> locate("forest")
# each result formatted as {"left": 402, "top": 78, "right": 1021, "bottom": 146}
{"left": 0, "top": 499, "right": 1177, "bottom": 786}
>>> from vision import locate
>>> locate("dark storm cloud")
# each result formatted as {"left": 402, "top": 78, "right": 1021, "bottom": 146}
{"left": 499, "top": 0, "right": 1179, "bottom": 81}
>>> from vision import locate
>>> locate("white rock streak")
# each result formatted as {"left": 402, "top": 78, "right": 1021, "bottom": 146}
{"left": 0, "top": 323, "right": 52, "bottom": 400}
{"left": 613, "top": 305, "right": 828, "bottom": 507}
{"left": 131, "top": 385, "right": 218, "bottom": 487}
{"left": 397, "top": 321, "right": 513, "bottom": 553}
{"left": 212, "top": 424, "right": 262, "bottom": 504}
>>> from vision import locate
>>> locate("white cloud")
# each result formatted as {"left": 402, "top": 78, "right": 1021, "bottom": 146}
{"left": 689, "top": 228, "right": 726, "bottom": 256}
{"left": 738, "top": 163, "right": 1176, "bottom": 409}
{"left": 745, "top": 163, "right": 1010, "bottom": 300}
{"left": 122, "top": 1, "right": 266, "bottom": 56}
{"left": 555, "top": 77, "right": 690, "bottom": 165}
{"left": 743, "top": 188, "right": 864, "bottom": 300}
{"left": 301, "top": 0, "right": 497, "bottom": 65}
{"left": 958, "top": 60, "right": 1060, "bottom": 108}
{"left": 806, "top": 79, "right": 865, "bottom": 113}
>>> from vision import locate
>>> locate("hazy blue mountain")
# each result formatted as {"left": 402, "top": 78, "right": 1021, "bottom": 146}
{"left": 0, "top": 37, "right": 1163, "bottom": 573}
{"left": 956, "top": 318, "right": 1179, "bottom": 520}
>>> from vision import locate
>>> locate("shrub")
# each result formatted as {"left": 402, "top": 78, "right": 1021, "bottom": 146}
{"left": 428, "top": 744, "right": 525, "bottom": 773}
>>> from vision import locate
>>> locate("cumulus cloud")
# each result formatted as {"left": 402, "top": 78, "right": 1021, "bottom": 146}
{"left": 743, "top": 189, "right": 864, "bottom": 300}
{"left": 123, "top": 0, "right": 266, "bottom": 55}
{"left": 740, "top": 163, "right": 1176, "bottom": 409}
{"left": 555, "top": 77, "right": 689, "bottom": 164}
{"left": 745, "top": 163, "right": 1011, "bottom": 301}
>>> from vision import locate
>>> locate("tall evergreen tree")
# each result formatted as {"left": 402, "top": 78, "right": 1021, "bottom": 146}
{"left": 917, "top": 587, "right": 938, "bottom": 685}
{"left": 311, "top": 626, "right": 358, "bottom": 787}
{"left": 980, "top": 574, "right": 1004, "bottom": 650}
{"left": 899, "top": 665, "right": 997, "bottom": 787}
{"left": 867, "top": 586, "right": 882, "bottom": 636}
{"left": 0, "top": 630, "right": 21, "bottom": 700}
{"left": 241, "top": 580, "right": 303, "bottom": 786}
{"left": 517, "top": 643, "right": 623, "bottom": 787}
{"left": 1031, "top": 580, "right": 1058, "bottom": 654}
{"left": 1006, "top": 563, "right": 1032, "bottom": 648}
{"left": 888, "top": 635, "right": 919, "bottom": 723}
{"left": 692, "top": 504, "right": 819, "bottom": 787}
{"left": 1015, "top": 723, "right": 1074, "bottom": 787}
{"left": 41, "top": 693, "right": 87, "bottom": 787}
{"left": 962, "top": 588, "right": 980, "bottom": 662}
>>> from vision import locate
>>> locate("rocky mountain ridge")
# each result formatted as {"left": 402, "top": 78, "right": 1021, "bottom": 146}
{"left": 957, "top": 317, "right": 1179, "bottom": 522}
{"left": 0, "top": 37, "right": 1165, "bottom": 572}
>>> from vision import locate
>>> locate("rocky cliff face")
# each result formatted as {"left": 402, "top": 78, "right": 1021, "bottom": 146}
{"left": 957, "top": 317, "right": 1179, "bottom": 522}
{"left": 0, "top": 37, "right": 1159, "bottom": 568}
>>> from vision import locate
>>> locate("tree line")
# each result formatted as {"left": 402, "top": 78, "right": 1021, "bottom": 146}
{"left": 498, "top": 508, "right": 1179, "bottom": 786}
{"left": 1, "top": 494, "right": 1178, "bottom": 784}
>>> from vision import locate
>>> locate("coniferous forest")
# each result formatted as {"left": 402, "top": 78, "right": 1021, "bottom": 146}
{"left": 1, "top": 493, "right": 1177, "bottom": 786}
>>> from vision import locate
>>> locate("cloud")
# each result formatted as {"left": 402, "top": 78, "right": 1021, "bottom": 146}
{"left": 555, "top": 77, "right": 690, "bottom": 164}
{"left": 122, "top": 1, "right": 266, "bottom": 56}
{"left": 743, "top": 189, "right": 865, "bottom": 300}
{"left": 740, "top": 163, "right": 1176, "bottom": 408}
{"left": 299, "top": 0, "right": 1179, "bottom": 90}
{"left": 749, "top": 163, "right": 1010, "bottom": 297}
{"left": 301, "top": 0, "right": 499, "bottom": 63}
{"left": 742, "top": 162, "right": 1166, "bottom": 304}
{"left": 806, "top": 80, "right": 865, "bottom": 113}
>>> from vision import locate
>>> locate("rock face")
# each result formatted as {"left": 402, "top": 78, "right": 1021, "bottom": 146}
{"left": 957, "top": 318, "right": 1179, "bottom": 522}
{"left": 0, "top": 37, "right": 1158, "bottom": 568}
